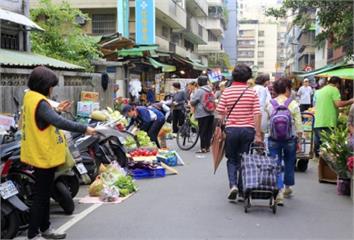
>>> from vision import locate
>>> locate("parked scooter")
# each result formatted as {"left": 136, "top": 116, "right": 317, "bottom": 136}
{"left": 1, "top": 161, "right": 29, "bottom": 239}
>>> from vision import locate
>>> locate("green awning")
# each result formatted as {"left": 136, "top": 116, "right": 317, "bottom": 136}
{"left": 316, "top": 67, "right": 354, "bottom": 80}
{"left": 296, "top": 63, "right": 345, "bottom": 78}
{"left": 0, "top": 49, "right": 84, "bottom": 70}
{"left": 187, "top": 58, "right": 208, "bottom": 71}
{"left": 118, "top": 45, "right": 158, "bottom": 57}
{"left": 148, "top": 58, "right": 176, "bottom": 72}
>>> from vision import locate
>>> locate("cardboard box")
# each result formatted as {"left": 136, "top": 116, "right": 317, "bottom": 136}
{"left": 318, "top": 156, "right": 337, "bottom": 184}
{"left": 77, "top": 101, "right": 100, "bottom": 117}
{"left": 81, "top": 91, "right": 99, "bottom": 102}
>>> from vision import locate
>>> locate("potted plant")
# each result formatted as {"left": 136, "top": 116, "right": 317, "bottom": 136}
{"left": 320, "top": 125, "right": 352, "bottom": 196}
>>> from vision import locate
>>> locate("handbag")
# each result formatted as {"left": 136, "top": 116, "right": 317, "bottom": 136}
{"left": 211, "top": 87, "right": 249, "bottom": 174}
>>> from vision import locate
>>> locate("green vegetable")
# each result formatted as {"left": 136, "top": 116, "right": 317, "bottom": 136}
{"left": 114, "top": 175, "right": 137, "bottom": 194}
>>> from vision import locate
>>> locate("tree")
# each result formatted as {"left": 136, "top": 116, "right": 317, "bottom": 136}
{"left": 266, "top": 0, "right": 353, "bottom": 59}
{"left": 31, "top": 0, "right": 101, "bottom": 71}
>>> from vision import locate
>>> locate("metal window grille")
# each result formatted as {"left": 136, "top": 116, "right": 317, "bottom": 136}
{"left": 92, "top": 14, "right": 116, "bottom": 34}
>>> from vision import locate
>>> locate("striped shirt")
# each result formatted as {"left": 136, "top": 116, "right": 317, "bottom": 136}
{"left": 216, "top": 82, "right": 261, "bottom": 128}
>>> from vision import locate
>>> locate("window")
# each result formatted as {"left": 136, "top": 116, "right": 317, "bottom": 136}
{"left": 208, "top": 30, "right": 217, "bottom": 41}
{"left": 184, "top": 40, "right": 194, "bottom": 52}
{"left": 92, "top": 14, "right": 116, "bottom": 34}
{"left": 1, "top": 33, "right": 19, "bottom": 50}
{"left": 258, "top": 31, "right": 264, "bottom": 37}
{"left": 237, "top": 61, "right": 254, "bottom": 66}
{"left": 238, "top": 50, "right": 254, "bottom": 58}
{"left": 258, "top": 61, "right": 264, "bottom": 68}
{"left": 258, "top": 51, "right": 264, "bottom": 58}
{"left": 258, "top": 40, "right": 264, "bottom": 47}
{"left": 198, "top": 24, "right": 203, "bottom": 37}
{"left": 237, "top": 40, "right": 255, "bottom": 48}
{"left": 162, "top": 26, "right": 169, "bottom": 38}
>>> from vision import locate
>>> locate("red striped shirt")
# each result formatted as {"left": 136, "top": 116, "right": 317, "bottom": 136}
{"left": 216, "top": 82, "right": 261, "bottom": 128}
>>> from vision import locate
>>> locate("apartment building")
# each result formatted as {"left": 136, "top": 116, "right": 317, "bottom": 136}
{"left": 236, "top": 20, "right": 277, "bottom": 77}
{"left": 30, "top": 0, "right": 226, "bottom": 66}
{"left": 222, "top": 0, "right": 237, "bottom": 66}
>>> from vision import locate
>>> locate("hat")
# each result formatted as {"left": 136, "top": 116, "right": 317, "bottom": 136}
{"left": 122, "top": 104, "right": 133, "bottom": 115}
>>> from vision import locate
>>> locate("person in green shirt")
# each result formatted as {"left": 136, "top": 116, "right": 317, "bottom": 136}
{"left": 314, "top": 76, "right": 354, "bottom": 157}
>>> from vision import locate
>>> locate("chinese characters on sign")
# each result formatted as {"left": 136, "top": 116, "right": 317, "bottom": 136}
{"left": 135, "top": 0, "right": 155, "bottom": 45}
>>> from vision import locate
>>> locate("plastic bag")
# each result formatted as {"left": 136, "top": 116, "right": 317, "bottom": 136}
{"left": 99, "top": 185, "right": 120, "bottom": 202}
{"left": 89, "top": 177, "right": 104, "bottom": 197}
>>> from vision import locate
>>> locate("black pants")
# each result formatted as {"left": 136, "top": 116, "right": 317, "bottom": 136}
{"left": 224, "top": 127, "right": 255, "bottom": 190}
{"left": 314, "top": 127, "right": 330, "bottom": 157}
{"left": 28, "top": 167, "right": 56, "bottom": 238}
{"left": 172, "top": 110, "right": 185, "bottom": 133}
{"left": 197, "top": 115, "right": 215, "bottom": 150}
{"left": 300, "top": 104, "right": 311, "bottom": 112}
{"left": 148, "top": 119, "right": 165, "bottom": 148}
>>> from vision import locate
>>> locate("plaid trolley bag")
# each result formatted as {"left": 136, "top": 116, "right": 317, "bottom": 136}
{"left": 241, "top": 144, "right": 281, "bottom": 214}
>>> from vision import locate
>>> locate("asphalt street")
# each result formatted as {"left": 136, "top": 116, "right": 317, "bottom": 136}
{"left": 15, "top": 140, "right": 353, "bottom": 240}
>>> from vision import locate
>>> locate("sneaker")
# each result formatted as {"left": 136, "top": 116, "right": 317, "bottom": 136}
{"left": 283, "top": 187, "right": 293, "bottom": 198}
{"left": 41, "top": 227, "right": 66, "bottom": 239}
{"left": 28, "top": 235, "right": 46, "bottom": 240}
{"left": 276, "top": 191, "right": 284, "bottom": 206}
{"left": 227, "top": 186, "right": 238, "bottom": 200}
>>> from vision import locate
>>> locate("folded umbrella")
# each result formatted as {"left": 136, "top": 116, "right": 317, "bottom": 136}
{"left": 211, "top": 125, "right": 226, "bottom": 174}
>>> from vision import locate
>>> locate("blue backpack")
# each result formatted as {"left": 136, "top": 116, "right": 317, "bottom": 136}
{"left": 269, "top": 98, "right": 293, "bottom": 141}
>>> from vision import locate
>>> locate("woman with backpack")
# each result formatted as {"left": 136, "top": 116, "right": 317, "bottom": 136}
{"left": 266, "top": 77, "right": 303, "bottom": 206}
{"left": 190, "top": 76, "right": 215, "bottom": 153}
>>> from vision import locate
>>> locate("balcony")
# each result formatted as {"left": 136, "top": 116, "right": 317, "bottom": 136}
{"left": 197, "top": 41, "right": 224, "bottom": 54}
{"left": 207, "top": 0, "right": 223, "bottom": 6}
{"left": 176, "top": 45, "right": 187, "bottom": 57}
{"left": 155, "top": 0, "right": 187, "bottom": 30}
{"left": 182, "top": 16, "right": 207, "bottom": 45}
{"left": 156, "top": 36, "right": 169, "bottom": 52}
{"left": 202, "top": 18, "right": 224, "bottom": 37}
{"left": 186, "top": 0, "right": 208, "bottom": 17}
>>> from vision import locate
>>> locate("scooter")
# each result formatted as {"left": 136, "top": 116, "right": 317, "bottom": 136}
{"left": 1, "top": 161, "right": 29, "bottom": 239}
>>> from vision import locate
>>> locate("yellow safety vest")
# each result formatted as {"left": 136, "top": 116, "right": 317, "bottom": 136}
{"left": 20, "top": 91, "right": 66, "bottom": 169}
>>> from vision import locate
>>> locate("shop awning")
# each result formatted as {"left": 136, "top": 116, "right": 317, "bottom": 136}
{"left": 0, "top": 8, "right": 44, "bottom": 31}
{"left": 148, "top": 58, "right": 176, "bottom": 72}
{"left": 118, "top": 45, "right": 158, "bottom": 57}
{"left": 296, "top": 63, "right": 345, "bottom": 78}
{"left": 0, "top": 49, "right": 84, "bottom": 70}
{"left": 188, "top": 58, "right": 208, "bottom": 71}
{"left": 316, "top": 67, "right": 354, "bottom": 80}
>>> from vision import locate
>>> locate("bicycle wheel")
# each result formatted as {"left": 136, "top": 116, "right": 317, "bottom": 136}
{"left": 176, "top": 123, "right": 199, "bottom": 150}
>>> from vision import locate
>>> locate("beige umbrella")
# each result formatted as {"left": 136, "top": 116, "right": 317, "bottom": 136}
{"left": 211, "top": 126, "right": 226, "bottom": 174}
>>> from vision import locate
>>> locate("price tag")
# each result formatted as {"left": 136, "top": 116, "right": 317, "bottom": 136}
{"left": 75, "top": 163, "right": 88, "bottom": 174}
{"left": 0, "top": 180, "right": 19, "bottom": 200}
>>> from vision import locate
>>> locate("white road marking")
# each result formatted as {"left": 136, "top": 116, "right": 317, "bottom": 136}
{"left": 56, "top": 203, "right": 102, "bottom": 233}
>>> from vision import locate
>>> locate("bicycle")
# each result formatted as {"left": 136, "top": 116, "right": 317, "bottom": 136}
{"left": 176, "top": 107, "right": 199, "bottom": 150}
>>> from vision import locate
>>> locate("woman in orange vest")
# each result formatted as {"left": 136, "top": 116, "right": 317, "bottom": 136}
{"left": 21, "top": 66, "right": 95, "bottom": 240}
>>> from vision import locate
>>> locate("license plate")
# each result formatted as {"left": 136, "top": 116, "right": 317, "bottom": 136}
{"left": 76, "top": 163, "right": 88, "bottom": 174}
{"left": 0, "top": 180, "right": 19, "bottom": 200}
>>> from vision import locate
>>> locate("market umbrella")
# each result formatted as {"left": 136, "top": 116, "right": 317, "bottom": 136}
{"left": 211, "top": 126, "right": 226, "bottom": 174}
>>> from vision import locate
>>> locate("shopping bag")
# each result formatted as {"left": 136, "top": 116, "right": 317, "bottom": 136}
{"left": 211, "top": 125, "right": 226, "bottom": 174}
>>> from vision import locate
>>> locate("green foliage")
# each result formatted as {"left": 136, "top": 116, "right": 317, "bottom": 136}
{"left": 208, "top": 53, "right": 232, "bottom": 69}
{"left": 30, "top": 0, "right": 101, "bottom": 71}
{"left": 320, "top": 123, "right": 351, "bottom": 179}
{"left": 266, "top": 0, "right": 353, "bottom": 59}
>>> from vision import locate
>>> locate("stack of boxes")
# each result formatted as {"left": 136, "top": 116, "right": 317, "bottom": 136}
{"left": 77, "top": 91, "right": 100, "bottom": 121}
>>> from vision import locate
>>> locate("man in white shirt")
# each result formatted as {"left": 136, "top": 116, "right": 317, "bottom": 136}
{"left": 297, "top": 78, "right": 313, "bottom": 112}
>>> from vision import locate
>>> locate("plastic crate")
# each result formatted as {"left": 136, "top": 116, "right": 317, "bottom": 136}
{"left": 131, "top": 167, "right": 165, "bottom": 179}
{"left": 157, "top": 155, "right": 177, "bottom": 166}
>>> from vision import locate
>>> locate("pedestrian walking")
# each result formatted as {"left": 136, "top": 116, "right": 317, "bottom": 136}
{"left": 265, "top": 77, "right": 303, "bottom": 205}
{"left": 313, "top": 76, "right": 354, "bottom": 157}
{"left": 253, "top": 74, "right": 271, "bottom": 138}
{"left": 215, "top": 81, "right": 226, "bottom": 102}
{"left": 297, "top": 78, "right": 313, "bottom": 112}
{"left": 190, "top": 76, "right": 215, "bottom": 153}
{"left": 21, "top": 66, "right": 96, "bottom": 240}
{"left": 123, "top": 104, "right": 165, "bottom": 148}
{"left": 216, "top": 64, "right": 262, "bottom": 201}
{"left": 171, "top": 82, "right": 188, "bottom": 133}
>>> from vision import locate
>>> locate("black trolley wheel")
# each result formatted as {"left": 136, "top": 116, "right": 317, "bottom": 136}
{"left": 296, "top": 159, "right": 309, "bottom": 172}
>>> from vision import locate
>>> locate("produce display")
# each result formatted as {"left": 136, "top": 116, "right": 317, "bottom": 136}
{"left": 88, "top": 162, "right": 137, "bottom": 201}
{"left": 129, "top": 148, "right": 158, "bottom": 157}
{"left": 90, "top": 107, "right": 128, "bottom": 126}
{"left": 136, "top": 130, "right": 156, "bottom": 147}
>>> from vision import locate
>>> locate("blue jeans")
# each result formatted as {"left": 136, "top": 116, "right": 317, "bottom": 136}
{"left": 225, "top": 127, "right": 255, "bottom": 190}
{"left": 268, "top": 138, "right": 297, "bottom": 188}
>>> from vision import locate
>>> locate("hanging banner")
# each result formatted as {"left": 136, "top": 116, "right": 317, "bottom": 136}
{"left": 117, "top": 0, "right": 129, "bottom": 37}
{"left": 135, "top": 0, "right": 155, "bottom": 45}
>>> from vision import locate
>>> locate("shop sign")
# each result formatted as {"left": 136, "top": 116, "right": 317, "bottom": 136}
{"left": 117, "top": 0, "right": 130, "bottom": 38}
{"left": 135, "top": 0, "right": 155, "bottom": 45}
